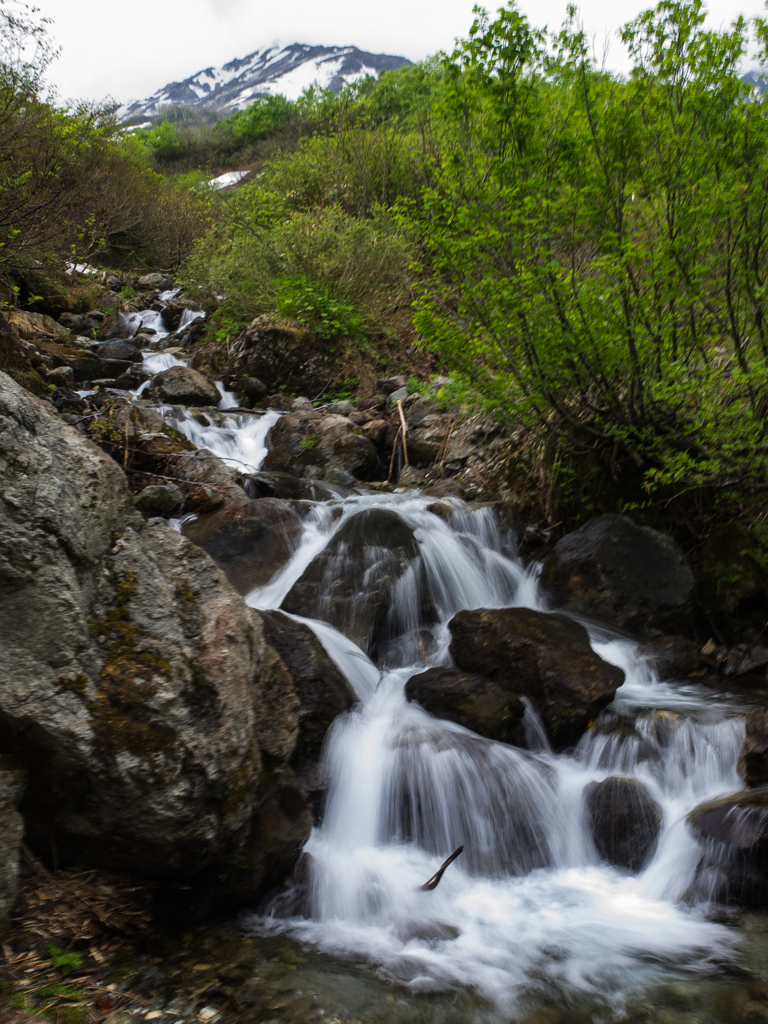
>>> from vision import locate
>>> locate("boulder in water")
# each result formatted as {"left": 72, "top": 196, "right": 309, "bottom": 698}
{"left": 584, "top": 776, "right": 662, "bottom": 872}
{"left": 0, "top": 757, "right": 26, "bottom": 936}
{"left": 688, "top": 787, "right": 768, "bottom": 907}
{"left": 234, "top": 375, "right": 268, "bottom": 407}
{"left": 689, "top": 788, "right": 768, "bottom": 849}
{"left": 96, "top": 340, "right": 140, "bottom": 362}
{"left": 98, "top": 312, "right": 138, "bottom": 341}
{"left": 183, "top": 497, "right": 303, "bottom": 595}
{"left": 152, "top": 365, "right": 220, "bottom": 406}
{"left": 260, "top": 610, "right": 357, "bottom": 778}
{"left": 282, "top": 508, "right": 421, "bottom": 655}
{"left": 539, "top": 514, "right": 695, "bottom": 637}
{"left": 637, "top": 635, "right": 700, "bottom": 680}
{"left": 448, "top": 607, "right": 624, "bottom": 747}
{"left": 739, "top": 710, "right": 768, "bottom": 787}
{"left": 405, "top": 667, "right": 527, "bottom": 746}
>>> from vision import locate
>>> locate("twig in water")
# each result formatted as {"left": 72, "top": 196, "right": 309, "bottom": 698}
{"left": 419, "top": 846, "right": 464, "bottom": 891}
{"left": 388, "top": 426, "right": 402, "bottom": 483}
{"left": 415, "top": 627, "right": 429, "bottom": 667}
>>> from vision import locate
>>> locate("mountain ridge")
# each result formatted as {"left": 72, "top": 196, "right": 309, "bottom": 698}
{"left": 119, "top": 43, "right": 412, "bottom": 122}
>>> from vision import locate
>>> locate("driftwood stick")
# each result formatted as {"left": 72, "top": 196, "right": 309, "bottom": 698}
{"left": 397, "top": 399, "right": 409, "bottom": 466}
{"left": 419, "top": 845, "right": 464, "bottom": 891}
{"left": 415, "top": 626, "right": 429, "bottom": 667}
{"left": 388, "top": 425, "right": 402, "bottom": 483}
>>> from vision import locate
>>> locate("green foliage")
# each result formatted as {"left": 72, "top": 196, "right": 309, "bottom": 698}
{"left": 411, "top": 0, "right": 768, "bottom": 505}
{"left": 45, "top": 944, "right": 83, "bottom": 977}
{"left": 275, "top": 274, "right": 364, "bottom": 342}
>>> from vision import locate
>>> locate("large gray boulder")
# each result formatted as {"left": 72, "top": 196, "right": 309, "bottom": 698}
{"left": 687, "top": 788, "right": 768, "bottom": 906}
{"left": 0, "top": 757, "right": 26, "bottom": 936}
{"left": 282, "top": 508, "right": 421, "bottom": 655}
{"left": 152, "top": 365, "right": 220, "bottom": 406}
{"left": 540, "top": 514, "right": 695, "bottom": 636}
{"left": 0, "top": 371, "right": 311, "bottom": 896}
{"left": 263, "top": 407, "right": 378, "bottom": 483}
{"left": 448, "top": 608, "right": 624, "bottom": 747}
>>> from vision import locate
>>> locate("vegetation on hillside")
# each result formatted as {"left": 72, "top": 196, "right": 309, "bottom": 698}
{"left": 4, "top": 0, "right": 768, "bottom": 523}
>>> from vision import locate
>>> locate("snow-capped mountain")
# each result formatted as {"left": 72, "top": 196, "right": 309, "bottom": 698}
{"left": 119, "top": 44, "right": 411, "bottom": 121}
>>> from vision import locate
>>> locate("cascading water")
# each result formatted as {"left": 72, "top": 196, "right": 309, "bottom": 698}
{"left": 122, "top": 351, "right": 756, "bottom": 1020}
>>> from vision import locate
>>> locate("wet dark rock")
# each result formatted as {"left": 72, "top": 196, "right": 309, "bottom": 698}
{"left": 240, "top": 470, "right": 337, "bottom": 503}
{"left": 405, "top": 667, "right": 527, "bottom": 746}
{"left": 584, "top": 776, "right": 662, "bottom": 871}
{"left": 59, "top": 312, "right": 97, "bottom": 336}
{"left": 448, "top": 608, "right": 624, "bottom": 747}
{"left": 49, "top": 386, "right": 87, "bottom": 414}
{"left": 99, "top": 312, "right": 138, "bottom": 341}
{"left": 0, "top": 756, "right": 26, "bottom": 936}
{"left": 423, "top": 479, "right": 464, "bottom": 499}
{"left": 234, "top": 375, "right": 267, "bottom": 407}
{"left": 183, "top": 497, "right": 303, "bottom": 595}
{"left": 0, "top": 370, "right": 313, "bottom": 889}
{"left": 96, "top": 340, "right": 141, "bottom": 362}
{"left": 690, "top": 788, "right": 768, "bottom": 849}
{"left": 637, "top": 635, "right": 700, "bottom": 680}
{"left": 263, "top": 408, "right": 377, "bottom": 483}
{"left": 739, "top": 710, "right": 768, "bottom": 787}
{"left": 540, "top": 514, "right": 695, "bottom": 637}
{"left": 134, "top": 485, "right": 182, "bottom": 519}
{"left": 260, "top": 610, "right": 357, "bottom": 778}
{"left": 282, "top": 508, "right": 421, "bottom": 655}
{"left": 152, "top": 365, "right": 220, "bottom": 406}
{"left": 688, "top": 788, "right": 768, "bottom": 907}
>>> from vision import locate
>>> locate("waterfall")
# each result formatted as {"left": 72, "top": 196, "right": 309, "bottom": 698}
{"left": 124, "top": 361, "right": 749, "bottom": 1016}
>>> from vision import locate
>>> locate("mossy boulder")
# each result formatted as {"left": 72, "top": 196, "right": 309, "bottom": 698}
{"left": 0, "top": 371, "right": 313, "bottom": 899}
{"left": 448, "top": 607, "right": 624, "bottom": 747}
{"left": 405, "top": 667, "right": 527, "bottom": 746}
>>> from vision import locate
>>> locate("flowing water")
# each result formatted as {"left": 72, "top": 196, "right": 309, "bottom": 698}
{"left": 123, "top": 335, "right": 766, "bottom": 1022}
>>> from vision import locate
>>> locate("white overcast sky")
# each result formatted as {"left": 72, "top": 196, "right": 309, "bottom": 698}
{"left": 34, "top": 0, "right": 763, "bottom": 105}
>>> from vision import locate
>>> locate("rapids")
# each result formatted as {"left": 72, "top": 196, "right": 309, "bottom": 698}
{"left": 125, "top": 337, "right": 759, "bottom": 1021}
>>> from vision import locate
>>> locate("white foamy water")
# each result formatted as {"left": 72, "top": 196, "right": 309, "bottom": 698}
{"left": 119, "top": 370, "right": 750, "bottom": 1015}
{"left": 237, "top": 487, "right": 747, "bottom": 1013}
{"left": 164, "top": 407, "right": 282, "bottom": 474}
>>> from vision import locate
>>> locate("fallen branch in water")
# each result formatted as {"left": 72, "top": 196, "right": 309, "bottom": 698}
{"left": 420, "top": 846, "right": 464, "bottom": 891}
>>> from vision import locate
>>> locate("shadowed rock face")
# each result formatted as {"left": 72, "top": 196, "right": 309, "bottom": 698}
{"left": 282, "top": 508, "right": 421, "bottom": 655}
{"left": 0, "top": 371, "right": 317, "bottom": 906}
{"left": 584, "top": 776, "right": 662, "bottom": 872}
{"left": 183, "top": 497, "right": 303, "bottom": 595}
{"left": 740, "top": 710, "right": 768, "bottom": 787}
{"left": 448, "top": 607, "right": 624, "bottom": 748}
{"left": 405, "top": 667, "right": 527, "bottom": 747}
{"left": 0, "top": 757, "right": 26, "bottom": 936}
{"left": 539, "top": 514, "right": 695, "bottom": 637}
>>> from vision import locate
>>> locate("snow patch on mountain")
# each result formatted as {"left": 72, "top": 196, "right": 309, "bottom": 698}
{"left": 119, "top": 43, "right": 411, "bottom": 121}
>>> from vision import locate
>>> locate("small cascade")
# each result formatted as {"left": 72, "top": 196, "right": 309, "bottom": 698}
{"left": 119, "top": 346, "right": 755, "bottom": 1016}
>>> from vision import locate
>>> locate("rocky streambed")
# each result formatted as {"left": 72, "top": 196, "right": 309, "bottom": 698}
{"left": 4, "top": 292, "right": 768, "bottom": 1024}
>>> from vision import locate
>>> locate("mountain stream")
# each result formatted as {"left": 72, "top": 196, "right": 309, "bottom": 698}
{"left": 122, "top": 321, "right": 768, "bottom": 1024}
